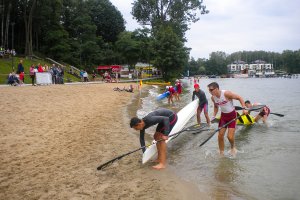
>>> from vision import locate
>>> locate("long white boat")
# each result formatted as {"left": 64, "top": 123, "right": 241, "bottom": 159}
{"left": 142, "top": 99, "right": 199, "bottom": 164}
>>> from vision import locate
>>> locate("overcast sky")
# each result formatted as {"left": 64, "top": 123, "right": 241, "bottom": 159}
{"left": 110, "top": 0, "right": 300, "bottom": 59}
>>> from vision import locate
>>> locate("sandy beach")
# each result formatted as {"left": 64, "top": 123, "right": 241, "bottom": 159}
{"left": 0, "top": 83, "right": 206, "bottom": 199}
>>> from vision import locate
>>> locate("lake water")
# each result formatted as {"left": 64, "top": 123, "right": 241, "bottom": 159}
{"left": 133, "top": 77, "right": 300, "bottom": 200}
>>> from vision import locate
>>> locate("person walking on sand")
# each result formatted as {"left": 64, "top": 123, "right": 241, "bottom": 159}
{"left": 245, "top": 100, "right": 270, "bottom": 124}
{"left": 192, "top": 84, "right": 210, "bottom": 126}
{"left": 130, "top": 108, "right": 177, "bottom": 170}
{"left": 208, "top": 82, "right": 247, "bottom": 156}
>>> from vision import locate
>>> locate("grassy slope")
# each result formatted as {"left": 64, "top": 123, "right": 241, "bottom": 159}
{"left": 0, "top": 56, "right": 80, "bottom": 84}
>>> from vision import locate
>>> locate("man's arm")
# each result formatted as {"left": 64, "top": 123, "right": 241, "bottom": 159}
{"left": 224, "top": 91, "right": 247, "bottom": 114}
{"left": 211, "top": 97, "right": 218, "bottom": 117}
{"left": 139, "top": 130, "right": 146, "bottom": 153}
{"left": 192, "top": 91, "right": 195, "bottom": 101}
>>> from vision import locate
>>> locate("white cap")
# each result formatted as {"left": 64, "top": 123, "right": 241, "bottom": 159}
{"left": 166, "top": 86, "right": 169, "bottom": 89}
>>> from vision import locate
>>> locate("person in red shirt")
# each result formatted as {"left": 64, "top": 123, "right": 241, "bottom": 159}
{"left": 37, "top": 63, "right": 44, "bottom": 72}
{"left": 19, "top": 72, "right": 24, "bottom": 83}
{"left": 174, "top": 79, "right": 182, "bottom": 101}
{"left": 166, "top": 86, "right": 175, "bottom": 104}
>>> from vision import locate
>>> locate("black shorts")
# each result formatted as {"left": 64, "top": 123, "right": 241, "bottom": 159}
{"left": 156, "top": 114, "right": 178, "bottom": 135}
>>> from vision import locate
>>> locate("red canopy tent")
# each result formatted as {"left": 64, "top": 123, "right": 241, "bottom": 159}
{"left": 97, "top": 66, "right": 110, "bottom": 70}
{"left": 97, "top": 65, "right": 121, "bottom": 73}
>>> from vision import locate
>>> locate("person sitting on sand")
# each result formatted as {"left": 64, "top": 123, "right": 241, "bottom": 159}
{"left": 125, "top": 85, "right": 134, "bottom": 93}
{"left": 130, "top": 108, "right": 178, "bottom": 170}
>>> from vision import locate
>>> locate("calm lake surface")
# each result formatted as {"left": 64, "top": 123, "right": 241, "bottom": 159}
{"left": 134, "top": 77, "right": 300, "bottom": 200}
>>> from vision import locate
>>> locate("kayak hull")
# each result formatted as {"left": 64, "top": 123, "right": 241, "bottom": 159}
{"left": 142, "top": 99, "right": 199, "bottom": 164}
{"left": 156, "top": 91, "right": 170, "bottom": 100}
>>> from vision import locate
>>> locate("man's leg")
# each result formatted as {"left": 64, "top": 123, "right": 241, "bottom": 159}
{"left": 153, "top": 132, "right": 160, "bottom": 163}
{"left": 218, "top": 128, "right": 226, "bottom": 155}
{"left": 170, "top": 95, "right": 174, "bottom": 104}
{"left": 153, "top": 133, "right": 167, "bottom": 169}
{"left": 153, "top": 141, "right": 167, "bottom": 169}
{"left": 227, "top": 128, "right": 237, "bottom": 155}
{"left": 196, "top": 106, "right": 201, "bottom": 125}
{"left": 204, "top": 104, "right": 210, "bottom": 126}
{"left": 204, "top": 111, "right": 210, "bottom": 126}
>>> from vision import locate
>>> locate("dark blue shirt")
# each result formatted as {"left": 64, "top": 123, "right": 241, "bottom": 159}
{"left": 192, "top": 89, "right": 208, "bottom": 107}
{"left": 139, "top": 108, "right": 176, "bottom": 152}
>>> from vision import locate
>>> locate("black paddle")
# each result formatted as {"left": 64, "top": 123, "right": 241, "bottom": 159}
{"left": 235, "top": 106, "right": 284, "bottom": 117}
{"left": 199, "top": 105, "right": 265, "bottom": 147}
{"left": 97, "top": 124, "right": 209, "bottom": 170}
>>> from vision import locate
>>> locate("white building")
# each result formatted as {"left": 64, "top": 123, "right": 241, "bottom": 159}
{"left": 227, "top": 60, "right": 249, "bottom": 78}
{"left": 228, "top": 60, "right": 275, "bottom": 77}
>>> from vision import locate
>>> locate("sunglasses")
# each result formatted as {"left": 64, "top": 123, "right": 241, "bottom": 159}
{"left": 209, "top": 88, "right": 216, "bottom": 92}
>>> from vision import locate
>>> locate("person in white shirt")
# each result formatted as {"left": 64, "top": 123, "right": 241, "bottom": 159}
{"left": 208, "top": 82, "right": 247, "bottom": 156}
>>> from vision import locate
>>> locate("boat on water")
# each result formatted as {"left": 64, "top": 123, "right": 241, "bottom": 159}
{"left": 142, "top": 99, "right": 199, "bottom": 164}
{"left": 156, "top": 91, "right": 170, "bottom": 100}
{"left": 143, "top": 82, "right": 171, "bottom": 86}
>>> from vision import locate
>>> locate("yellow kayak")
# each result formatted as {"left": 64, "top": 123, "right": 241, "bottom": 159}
{"left": 143, "top": 82, "right": 171, "bottom": 86}
{"left": 215, "top": 114, "right": 255, "bottom": 126}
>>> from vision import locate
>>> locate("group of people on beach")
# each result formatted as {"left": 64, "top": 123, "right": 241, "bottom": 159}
{"left": 7, "top": 60, "right": 65, "bottom": 86}
{"left": 130, "top": 81, "right": 270, "bottom": 170}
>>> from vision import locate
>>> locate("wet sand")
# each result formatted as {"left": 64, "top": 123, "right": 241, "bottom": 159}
{"left": 0, "top": 83, "right": 206, "bottom": 199}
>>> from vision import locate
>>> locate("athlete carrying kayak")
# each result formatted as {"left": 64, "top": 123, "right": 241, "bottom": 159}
{"left": 130, "top": 108, "right": 177, "bottom": 169}
{"left": 208, "top": 82, "right": 247, "bottom": 156}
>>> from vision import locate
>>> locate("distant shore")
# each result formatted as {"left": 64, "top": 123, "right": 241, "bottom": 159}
{"left": 0, "top": 83, "right": 206, "bottom": 199}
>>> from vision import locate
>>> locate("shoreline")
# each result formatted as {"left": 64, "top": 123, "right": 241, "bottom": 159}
{"left": 0, "top": 83, "right": 206, "bottom": 199}
{"left": 125, "top": 85, "right": 207, "bottom": 199}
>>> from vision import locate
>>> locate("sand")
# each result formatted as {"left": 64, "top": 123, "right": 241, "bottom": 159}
{"left": 0, "top": 83, "right": 206, "bottom": 199}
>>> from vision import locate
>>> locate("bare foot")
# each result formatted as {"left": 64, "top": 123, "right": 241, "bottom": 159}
{"left": 219, "top": 150, "right": 224, "bottom": 155}
{"left": 151, "top": 159, "right": 159, "bottom": 163}
{"left": 152, "top": 164, "right": 166, "bottom": 170}
{"left": 230, "top": 148, "right": 237, "bottom": 156}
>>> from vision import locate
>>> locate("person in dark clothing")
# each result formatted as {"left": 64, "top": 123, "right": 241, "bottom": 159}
{"left": 130, "top": 108, "right": 178, "bottom": 170}
{"left": 17, "top": 60, "right": 24, "bottom": 82}
{"left": 192, "top": 84, "right": 211, "bottom": 126}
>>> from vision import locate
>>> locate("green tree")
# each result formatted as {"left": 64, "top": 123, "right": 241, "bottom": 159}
{"left": 132, "top": 27, "right": 154, "bottom": 64}
{"left": 115, "top": 31, "right": 141, "bottom": 68}
{"left": 206, "top": 51, "right": 227, "bottom": 75}
{"left": 152, "top": 26, "right": 188, "bottom": 80}
{"left": 86, "top": 0, "right": 125, "bottom": 42}
{"left": 282, "top": 50, "right": 300, "bottom": 74}
{"left": 38, "top": 0, "right": 71, "bottom": 60}
{"left": 132, "top": 0, "right": 208, "bottom": 40}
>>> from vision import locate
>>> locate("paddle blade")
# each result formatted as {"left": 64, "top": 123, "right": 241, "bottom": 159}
{"left": 250, "top": 105, "right": 266, "bottom": 111}
{"left": 270, "top": 112, "right": 284, "bottom": 117}
{"left": 235, "top": 105, "right": 265, "bottom": 111}
{"left": 234, "top": 106, "right": 243, "bottom": 110}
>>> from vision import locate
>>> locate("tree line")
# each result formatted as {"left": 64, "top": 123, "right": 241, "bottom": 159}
{"left": 1, "top": 0, "right": 298, "bottom": 80}
{"left": 187, "top": 50, "right": 300, "bottom": 76}
{"left": 1, "top": 0, "right": 209, "bottom": 80}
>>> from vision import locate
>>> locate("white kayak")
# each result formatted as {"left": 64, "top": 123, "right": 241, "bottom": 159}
{"left": 142, "top": 99, "right": 199, "bottom": 164}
